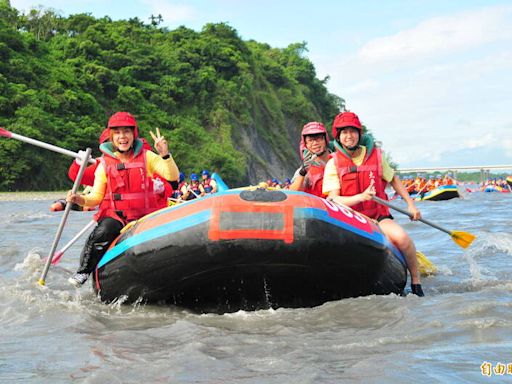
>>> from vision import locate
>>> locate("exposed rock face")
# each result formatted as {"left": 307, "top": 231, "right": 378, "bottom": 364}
{"left": 236, "top": 119, "right": 302, "bottom": 186}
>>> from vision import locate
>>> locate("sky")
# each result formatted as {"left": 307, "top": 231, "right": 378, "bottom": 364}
{"left": 10, "top": 0, "right": 512, "bottom": 169}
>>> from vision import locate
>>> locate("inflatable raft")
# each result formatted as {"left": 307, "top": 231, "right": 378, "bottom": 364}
{"left": 92, "top": 189, "right": 407, "bottom": 313}
{"left": 414, "top": 185, "right": 460, "bottom": 201}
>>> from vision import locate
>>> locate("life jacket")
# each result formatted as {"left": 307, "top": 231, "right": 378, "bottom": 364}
{"left": 94, "top": 140, "right": 160, "bottom": 225}
{"left": 152, "top": 173, "right": 172, "bottom": 208}
{"left": 332, "top": 141, "right": 390, "bottom": 220}
{"left": 68, "top": 158, "right": 100, "bottom": 187}
{"left": 202, "top": 177, "right": 213, "bottom": 193}
{"left": 300, "top": 148, "right": 331, "bottom": 198}
{"left": 171, "top": 182, "right": 184, "bottom": 199}
{"left": 304, "top": 164, "right": 325, "bottom": 197}
{"left": 188, "top": 182, "right": 202, "bottom": 200}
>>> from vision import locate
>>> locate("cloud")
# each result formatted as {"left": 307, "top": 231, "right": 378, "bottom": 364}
{"left": 141, "top": 0, "right": 195, "bottom": 24}
{"left": 316, "top": 4, "right": 512, "bottom": 168}
{"left": 358, "top": 5, "right": 512, "bottom": 64}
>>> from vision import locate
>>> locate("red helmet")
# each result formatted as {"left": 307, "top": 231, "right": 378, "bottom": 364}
{"left": 331, "top": 112, "right": 362, "bottom": 139}
{"left": 300, "top": 121, "right": 329, "bottom": 155}
{"left": 107, "top": 112, "right": 139, "bottom": 138}
{"left": 99, "top": 128, "right": 109, "bottom": 144}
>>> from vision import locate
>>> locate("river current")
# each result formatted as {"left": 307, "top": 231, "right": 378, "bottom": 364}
{"left": 0, "top": 191, "right": 511, "bottom": 383}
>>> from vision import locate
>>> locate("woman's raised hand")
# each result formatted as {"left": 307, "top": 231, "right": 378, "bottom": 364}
{"left": 149, "top": 128, "right": 169, "bottom": 156}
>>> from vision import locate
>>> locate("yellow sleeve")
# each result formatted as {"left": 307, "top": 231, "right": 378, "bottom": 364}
{"left": 146, "top": 151, "right": 179, "bottom": 181}
{"left": 381, "top": 152, "right": 395, "bottom": 183}
{"left": 322, "top": 158, "right": 340, "bottom": 194}
{"left": 83, "top": 163, "right": 107, "bottom": 207}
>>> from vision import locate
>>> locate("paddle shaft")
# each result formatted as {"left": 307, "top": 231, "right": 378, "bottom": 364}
{"left": 0, "top": 127, "right": 96, "bottom": 164}
{"left": 38, "top": 148, "right": 92, "bottom": 285}
{"left": 188, "top": 186, "right": 200, "bottom": 198}
{"left": 51, "top": 220, "right": 97, "bottom": 265}
{"left": 372, "top": 196, "right": 452, "bottom": 235}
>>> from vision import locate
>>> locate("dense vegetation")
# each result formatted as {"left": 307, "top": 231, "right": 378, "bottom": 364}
{"left": 0, "top": 1, "right": 342, "bottom": 191}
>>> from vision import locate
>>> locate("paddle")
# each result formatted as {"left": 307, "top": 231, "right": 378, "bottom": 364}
{"left": 413, "top": 181, "right": 429, "bottom": 200}
{"left": 372, "top": 196, "right": 476, "bottom": 249}
{"left": 416, "top": 251, "right": 437, "bottom": 276}
{"left": 48, "top": 220, "right": 97, "bottom": 265}
{"left": 187, "top": 185, "right": 200, "bottom": 198}
{"left": 0, "top": 127, "right": 96, "bottom": 164}
{"left": 38, "top": 148, "right": 92, "bottom": 285}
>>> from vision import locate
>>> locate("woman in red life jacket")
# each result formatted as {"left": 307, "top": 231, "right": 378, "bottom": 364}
{"left": 322, "top": 111, "right": 424, "bottom": 296}
{"left": 67, "top": 133, "right": 175, "bottom": 209}
{"left": 289, "top": 121, "right": 331, "bottom": 197}
{"left": 66, "top": 112, "right": 180, "bottom": 287}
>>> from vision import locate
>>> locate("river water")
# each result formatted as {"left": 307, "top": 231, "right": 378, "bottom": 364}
{"left": 0, "top": 191, "right": 511, "bottom": 383}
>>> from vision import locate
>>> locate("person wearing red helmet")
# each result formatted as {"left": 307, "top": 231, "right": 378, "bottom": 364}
{"left": 322, "top": 111, "right": 424, "bottom": 296}
{"left": 289, "top": 121, "right": 332, "bottom": 197}
{"left": 67, "top": 130, "right": 175, "bottom": 206}
{"left": 66, "top": 111, "right": 180, "bottom": 287}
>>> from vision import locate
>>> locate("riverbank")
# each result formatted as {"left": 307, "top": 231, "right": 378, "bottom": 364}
{"left": 0, "top": 191, "right": 65, "bottom": 201}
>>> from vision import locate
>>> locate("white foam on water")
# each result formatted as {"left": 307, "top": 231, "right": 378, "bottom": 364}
{"left": 6, "top": 211, "right": 53, "bottom": 224}
{"left": 13, "top": 248, "right": 44, "bottom": 275}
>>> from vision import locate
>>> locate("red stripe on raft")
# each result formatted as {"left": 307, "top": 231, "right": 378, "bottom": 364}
{"left": 209, "top": 204, "right": 294, "bottom": 243}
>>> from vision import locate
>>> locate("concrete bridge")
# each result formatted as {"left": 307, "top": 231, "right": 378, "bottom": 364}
{"left": 397, "top": 165, "right": 512, "bottom": 182}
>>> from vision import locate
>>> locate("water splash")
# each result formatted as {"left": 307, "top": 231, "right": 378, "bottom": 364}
{"left": 14, "top": 248, "right": 44, "bottom": 275}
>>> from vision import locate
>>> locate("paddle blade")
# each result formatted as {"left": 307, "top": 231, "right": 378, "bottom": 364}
{"left": 451, "top": 231, "right": 476, "bottom": 249}
{"left": 416, "top": 251, "right": 437, "bottom": 276}
{"left": 0, "top": 127, "right": 12, "bottom": 138}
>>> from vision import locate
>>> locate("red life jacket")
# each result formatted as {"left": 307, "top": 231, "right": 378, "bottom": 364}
{"left": 202, "top": 177, "right": 213, "bottom": 193}
{"left": 304, "top": 164, "right": 325, "bottom": 197}
{"left": 94, "top": 148, "right": 160, "bottom": 224}
{"left": 332, "top": 146, "right": 390, "bottom": 220}
{"left": 68, "top": 158, "right": 99, "bottom": 187}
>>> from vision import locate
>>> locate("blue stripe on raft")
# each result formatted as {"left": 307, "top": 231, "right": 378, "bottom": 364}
{"left": 97, "top": 209, "right": 212, "bottom": 269}
{"left": 295, "top": 207, "right": 406, "bottom": 266}
{"left": 98, "top": 195, "right": 405, "bottom": 269}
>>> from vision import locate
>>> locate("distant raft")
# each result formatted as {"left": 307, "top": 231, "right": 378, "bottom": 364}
{"left": 483, "top": 185, "right": 510, "bottom": 193}
{"left": 414, "top": 185, "right": 460, "bottom": 201}
{"left": 92, "top": 189, "right": 407, "bottom": 313}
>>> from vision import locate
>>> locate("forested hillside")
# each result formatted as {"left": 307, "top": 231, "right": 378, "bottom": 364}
{"left": 0, "top": 2, "right": 342, "bottom": 190}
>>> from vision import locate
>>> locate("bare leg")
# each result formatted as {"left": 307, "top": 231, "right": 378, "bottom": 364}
{"left": 378, "top": 219, "right": 420, "bottom": 284}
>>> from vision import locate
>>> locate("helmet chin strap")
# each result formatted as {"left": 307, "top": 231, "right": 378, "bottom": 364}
{"left": 313, "top": 149, "right": 326, "bottom": 157}
{"left": 346, "top": 144, "right": 360, "bottom": 151}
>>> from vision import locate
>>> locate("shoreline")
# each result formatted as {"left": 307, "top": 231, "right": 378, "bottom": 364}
{"left": 0, "top": 191, "right": 66, "bottom": 201}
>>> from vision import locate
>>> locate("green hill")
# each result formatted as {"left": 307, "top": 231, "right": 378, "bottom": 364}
{"left": 0, "top": 3, "right": 341, "bottom": 190}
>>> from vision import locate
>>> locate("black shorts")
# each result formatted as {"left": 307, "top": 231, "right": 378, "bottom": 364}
{"left": 377, "top": 214, "right": 394, "bottom": 222}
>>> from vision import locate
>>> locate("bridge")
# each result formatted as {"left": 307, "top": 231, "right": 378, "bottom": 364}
{"left": 397, "top": 165, "right": 512, "bottom": 182}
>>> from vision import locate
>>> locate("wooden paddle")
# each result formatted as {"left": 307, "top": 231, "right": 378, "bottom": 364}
{"left": 372, "top": 196, "right": 476, "bottom": 249}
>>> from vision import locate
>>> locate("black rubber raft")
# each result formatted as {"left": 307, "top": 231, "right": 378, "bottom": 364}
{"left": 93, "top": 189, "right": 407, "bottom": 313}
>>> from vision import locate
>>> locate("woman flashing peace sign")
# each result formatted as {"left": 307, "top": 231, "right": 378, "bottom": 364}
{"left": 66, "top": 112, "right": 180, "bottom": 287}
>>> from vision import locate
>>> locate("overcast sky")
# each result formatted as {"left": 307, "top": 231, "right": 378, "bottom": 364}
{"left": 10, "top": 0, "right": 512, "bottom": 169}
